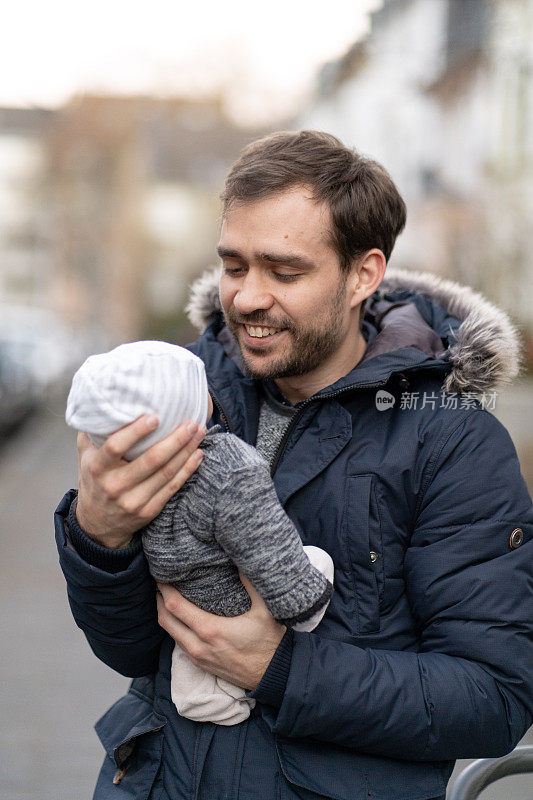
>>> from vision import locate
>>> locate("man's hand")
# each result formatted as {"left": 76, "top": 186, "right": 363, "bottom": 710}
{"left": 156, "top": 574, "right": 286, "bottom": 690}
{"left": 76, "top": 415, "right": 205, "bottom": 549}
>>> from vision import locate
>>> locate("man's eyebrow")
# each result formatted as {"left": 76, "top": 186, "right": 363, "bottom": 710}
{"left": 217, "top": 246, "right": 242, "bottom": 259}
{"left": 257, "top": 251, "right": 314, "bottom": 269}
{"left": 217, "top": 245, "right": 314, "bottom": 269}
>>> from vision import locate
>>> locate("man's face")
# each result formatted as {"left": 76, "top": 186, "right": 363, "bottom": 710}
{"left": 218, "top": 186, "right": 357, "bottom": 382}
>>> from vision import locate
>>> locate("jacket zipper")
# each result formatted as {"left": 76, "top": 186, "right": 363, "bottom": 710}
{"left": 212, "top": 376, "right": 391, "bottom": 475}
{"left": 269, "top": 379, "right": 389, "bottom": 477}
{"left": 208, "top": 388, "right": 233, "bottom": 433}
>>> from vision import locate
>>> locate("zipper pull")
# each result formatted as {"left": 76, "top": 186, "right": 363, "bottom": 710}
{"left": 113, "top": 765, "right": 129, "bottom": 785}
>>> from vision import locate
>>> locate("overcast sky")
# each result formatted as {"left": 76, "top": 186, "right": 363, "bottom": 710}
{"left": 1, "top": 0, "right": 381, "bottom": 122}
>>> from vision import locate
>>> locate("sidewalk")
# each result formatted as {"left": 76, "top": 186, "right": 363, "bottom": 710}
{"left": 0, "top": 401, "right": 128, "bottom": 800}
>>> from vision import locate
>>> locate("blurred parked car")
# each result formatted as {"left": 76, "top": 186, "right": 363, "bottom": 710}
{"left": 0, "top": 343, "right": 37, "bottom": 435}
{"left": 0, "top": 305, "right": 92, "bottom": 436}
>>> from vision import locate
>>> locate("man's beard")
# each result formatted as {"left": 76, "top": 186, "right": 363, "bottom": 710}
{"left": 223, "top": 280, "right": 349, "bottom": 381}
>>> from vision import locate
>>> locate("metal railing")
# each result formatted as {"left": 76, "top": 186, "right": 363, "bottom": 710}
{"left": 448, "top": 746, "right": 533, "bottom": 800}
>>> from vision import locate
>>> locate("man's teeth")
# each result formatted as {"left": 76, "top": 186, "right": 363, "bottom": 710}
{"left": 245, "top": 325, "right": 281, "bottom": 338}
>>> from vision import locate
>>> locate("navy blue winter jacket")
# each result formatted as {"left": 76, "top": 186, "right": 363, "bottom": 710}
{"left": 55, "top": 267, "right": 533, "bottom": 800}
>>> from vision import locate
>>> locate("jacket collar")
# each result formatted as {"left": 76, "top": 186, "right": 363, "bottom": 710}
{"left": 186, "top": 265, "right": 521, "bottom": 396}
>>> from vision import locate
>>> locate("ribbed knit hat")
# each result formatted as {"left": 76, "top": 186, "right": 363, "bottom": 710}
{"left": 66, "top": 340, "right": 209, "bottom": 460}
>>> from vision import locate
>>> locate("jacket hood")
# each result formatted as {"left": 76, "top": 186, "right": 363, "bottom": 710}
{"left": 186, "top": 265, "right": 522, "bottom": 394}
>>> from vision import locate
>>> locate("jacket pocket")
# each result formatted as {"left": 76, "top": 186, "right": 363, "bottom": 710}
{"left": 93, "top": 678, "right": 167, "bottom": 799}
{"left": 342, "top": 474, "right": 383, "bottom": 635}
{"left": 275, "top": 737, "right": 447, "bottom": 800}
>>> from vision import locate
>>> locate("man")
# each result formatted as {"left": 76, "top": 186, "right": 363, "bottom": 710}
{"left": 55, "top": 131, "right": 533, "bottom": 800}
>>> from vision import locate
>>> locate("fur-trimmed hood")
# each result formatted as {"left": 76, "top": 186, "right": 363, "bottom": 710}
{"left": 186, "top": 265, "right": 522, "bottom": 395}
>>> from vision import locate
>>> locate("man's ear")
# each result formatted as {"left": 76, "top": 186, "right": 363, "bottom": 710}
{"left": 348, "top": 249, "right": 386, "bottom": 309}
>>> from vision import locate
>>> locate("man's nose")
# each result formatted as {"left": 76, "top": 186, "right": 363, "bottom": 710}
{"left": 233, "top": 271, "right": 274, "bottom": 315}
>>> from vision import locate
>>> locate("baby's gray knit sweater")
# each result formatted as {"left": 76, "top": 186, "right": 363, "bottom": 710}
{"left": 142, "top": 428, "right": 332, "bottom": 626}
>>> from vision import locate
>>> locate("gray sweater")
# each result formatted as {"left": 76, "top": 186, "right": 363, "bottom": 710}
{"left": 142, "top": 428, "right": 332, "bottom": 626}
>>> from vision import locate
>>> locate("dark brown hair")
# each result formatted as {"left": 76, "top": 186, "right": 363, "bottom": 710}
{"left": 221, "top": 130, "right": 407, "bottom": 271}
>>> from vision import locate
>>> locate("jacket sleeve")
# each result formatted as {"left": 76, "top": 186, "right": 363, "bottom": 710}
{"left": 251, "top": 410, "right": 533, "bottom": 760}
{"left": 55, "top": 490, "right": 165, "bottom": 677}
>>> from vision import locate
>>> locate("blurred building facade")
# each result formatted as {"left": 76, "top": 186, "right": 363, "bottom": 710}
{"left": 46, "top": 96, "right": 265, "bottom": 344}
{"left": 298, "top": 0, "right": 533, "bottom": 353}
{"left": 0, "top": 97, "right": 265, "bottom": 347}
{"left": 0, "top": 108, "right": 56, "bottom": 309}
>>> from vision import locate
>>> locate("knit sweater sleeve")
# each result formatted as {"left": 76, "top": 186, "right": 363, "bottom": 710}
{"left": 212, "top": 446, "right": 332, "bottom": 625}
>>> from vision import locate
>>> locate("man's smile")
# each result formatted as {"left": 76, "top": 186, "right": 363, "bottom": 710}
{"left": 240, "top": 324, "right": 287, "bottom": 348}
{"left": 244, "top": 325, "right": 283, "bottom": 338}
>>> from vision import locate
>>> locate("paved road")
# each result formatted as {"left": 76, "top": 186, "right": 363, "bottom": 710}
{"left": 0, "top": 399, "right": 128, "bottom": 800}
{"left": 0, "top": 388, "right": 531, "bottom": 800}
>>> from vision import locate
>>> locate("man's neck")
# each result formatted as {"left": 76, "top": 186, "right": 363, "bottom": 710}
{"left": 274, "top": 330, "right": 367, "bottom": 405}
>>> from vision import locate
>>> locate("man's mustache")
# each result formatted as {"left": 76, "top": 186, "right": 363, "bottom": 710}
{"left": 226, "top": 310, "right": 292, "bottom": 329}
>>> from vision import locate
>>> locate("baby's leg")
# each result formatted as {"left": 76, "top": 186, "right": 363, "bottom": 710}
{"left": 171, "top": 545, "right": 333, "bottom": 720}
{"left": 292, "top": 546, "right": 334, "bottom": 632}
{"left": 171, "top": 646, "right": 255, "bottom": 725}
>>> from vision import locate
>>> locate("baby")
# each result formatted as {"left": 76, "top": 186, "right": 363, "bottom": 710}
{"left": 66, "top": 340, "right": 334, "bottom": 725}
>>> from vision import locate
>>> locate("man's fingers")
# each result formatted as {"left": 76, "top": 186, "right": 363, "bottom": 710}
{"left": 97, "top": 415, "right": 160, "bottom": 468}
{"left": 76, "top": 419, "right": 205, "bottom": 536}
{"left": 157, "top": 582, "right": 219, "bottom": 634}
{"left": 156, "top": 592, "right": 203, "bottom": 654}
{"left": 99, "top": 443, "right": 202, "bottom": 524}
{"left": 121, "top": 435, "right": 204, "bottom": 522}
{"left": 77, "top": 431, "right": 92, "bottom": 451}
{"left": 77, "top": 432, "right": 93, "bottom": 471}
{"left": 138, "top": 449, "right": 204, "bottom": 521}
{"left": 125, "top": 421, "right": 205, "bottom": 483}
{"left": 157, "top": 582, "right": 204, "bottom": 627}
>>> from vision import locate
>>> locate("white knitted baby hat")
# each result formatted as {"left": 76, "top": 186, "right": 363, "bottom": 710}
{"left": 66, "top": 340, "right": 209, "bottom": 460}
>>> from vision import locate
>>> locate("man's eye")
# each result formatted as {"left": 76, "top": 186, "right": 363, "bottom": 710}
{"left": 223, "top": 266, "right": 245, "bottom": 277}
{"left": 274, "top": 272, "right": 300, "bottom": 282}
